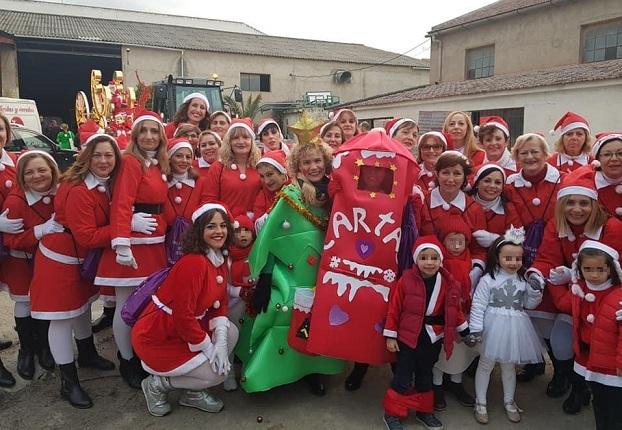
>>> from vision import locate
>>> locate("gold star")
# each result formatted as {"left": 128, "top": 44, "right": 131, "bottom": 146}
{"left": 370, "top": 192, "right": 376, "bottom": 198}
{"left": 389, "top": 193, "right": 396, "bottom": 199}
{"left": 287, "top": 111, "right": 323, "bottom": 145}
{"left": 355, "top": 159, "right": 364, "bottom": 166}
{"left": 374, "top": 161, "right": 380, "bottom": 167}
{"left": 390, "top": 164, "right": 398, "bottom": 171}
{"left": 353, "top": 175, "right": 359, "bottom": 181}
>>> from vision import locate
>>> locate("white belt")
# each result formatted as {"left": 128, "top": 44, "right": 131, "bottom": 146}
{"left": 152, "top": 295, "right": 205, "bottom": 319}
{"left": 130, "top": 236, "right": 165, "bottom": 245}
{"left": 9, "top": 250, "right": 32, "bottom": 259}
{"left": 38, "top": 242, "right": 83, "bottom": 265}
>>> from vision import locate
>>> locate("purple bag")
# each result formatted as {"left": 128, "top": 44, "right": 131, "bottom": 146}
{"left": 0, "top": 235, "right": 8, "bottom": 261}
{"left": 165, "top": 216, "right": 191, "bottom": 266}
{"left": 523, "top": 219, "right": 545, "bottom": 269}
{"left": 397, "top": 201, "right": 418, "bottom": 277}
{"left": 121, "top": 267, "right": 171, "bottom": 326}
{"left": 80, "top": 248, "right": 103, "bottom": 283}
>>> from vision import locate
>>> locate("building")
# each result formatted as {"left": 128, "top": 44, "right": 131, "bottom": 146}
{"left": 335, "top": 0, "right": 622, "bottom": 140}
{"left": 0, "top": 0, "right": 429, "bottom": 126}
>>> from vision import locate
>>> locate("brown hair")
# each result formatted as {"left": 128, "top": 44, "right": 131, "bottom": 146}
{"left": 554, "top": 195, "right": 609, "bottom": 238}
{"left": 478, "top": 124, "right": 509, "bottom": 145}
{"left": 434, "top": 151, "right": 472, "bottom": 189}
{"left": 320, "top": 123, "right": 344, "bottom": 143}
{"left": 442, "top": 111, "right": 481, "bottom": 160}
{"left": 172, "top": 99, "right": 209, "bottom": 131}
{"left": 127, "top": 120, "right": 170, "bottom": 174}
{"left": 577, "top": 248, "right": 621, "bottom": 285}
{"left": 17, "top": 152, "right": 60, "bottom": 191}
{"left": 182, "top": 208, "right": 234, "bottom": 254}
{"left": 484, "top": 237, "right": 526, "bottom": 280}
{"left": 167, "top": 145, "right": 199, "bottom": 182}
{"left": 173, "top": 123, "right": 201, "bottom": 139}
{"left": 219, "top": 127, "right": 261, "bottom": 168}
{"left": 62, "top": 136, "right": 122, "bottom": 184}
{"left": 553, "top": 129, "right": 594, "bottom": 155}
{"left": 0, "top": 112, "right": 11, "bottom": 146}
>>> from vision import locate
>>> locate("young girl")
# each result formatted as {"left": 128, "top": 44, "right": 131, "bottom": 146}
{"left": 193, "top": 130, "right": 221, "bottom": 178}
{"left": 469, "top": 227, "right": 545, "bottom": 424}
{"left": 382, "top": 236, "right": 471, "bottom": 430}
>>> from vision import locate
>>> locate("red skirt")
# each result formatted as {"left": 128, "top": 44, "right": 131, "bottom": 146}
{"left": 2, "top": 253, "right": 33, "bottom": 302}
{"left": 95, "top": 242, "right": 166, "bottom": 288}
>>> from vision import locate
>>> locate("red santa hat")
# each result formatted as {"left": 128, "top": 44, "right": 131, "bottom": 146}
{"left": 551, "top": 112, "right": 590, "bottom": 136}
{"left": 132, "top": 110, "right": 163, "bottom": 132}
{"left": 384, "top": 118, "right": 417, "bottom": 138}
{"left": 82, "top": 133, "right": 119, "bottom": 151}
{"left": 210, "top": 110, "right": 231, "bottom": 123}
{"left": 257, "top": 150, "right": 287, "bottom": 174}
{"left": 473, "top": 163, "right": 507, "bottom": 184}
{"left": 557, "top": 171, "right": 598, "bottom": 200}
{"left": 571, "top": 240, "right": 622, "bottom": 294}
{"left": 417, "top": 131, "right": 453, "bottom": 150}
{"left": 328, "top": 108, "right": 357, "bottom": 123}
{"left": 182, "top": 92, "right": 210, "bottom": 112}
{"left": 435, "top": 214, "right": 472, "bottom": 243}
{"left": 591, "top": 132, "right": 622, "bottom": 159}
{"left": 233, "top": 214, "right": 254, "bottom": 232}
{"left": 413, "top": 235, "right": 444, "bottom": 263}
{"left": 256, "top": 118, "right": 283, "bottom": 139}
{"left": 191, "top": 202, "right": 231, "bottom": 223}
{"left": 167, "top": 137, "right": 193, "bottom": 158}
{"left": 17, "top": 150, "right": 58, "bottom": 168}
{"left": 225, "top": 117, "right": 255, "bottom": 139}
{"left": 78, "top": 119, "right": 104, "bottom": 145}
{"left": 478, "top": 115, "right": 510, "bottom": 138}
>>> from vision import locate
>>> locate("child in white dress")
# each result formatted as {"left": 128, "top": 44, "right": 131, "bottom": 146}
{"left": 468, "top": 226, "right": 545, "bottom": 424}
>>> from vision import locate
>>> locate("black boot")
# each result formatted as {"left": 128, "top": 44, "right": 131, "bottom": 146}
{"left": 15, "top": 316, "right": 35, "bottom": 379}
{"left": 345, "top": 362, "right": 368, "bottom": 391}
{"left": 516, "top": 362, "right": 545, "bottom": 382}
{"left": 59, "top": 362, "right": 93, "bottom": 409}
{"left": 547, "top": 358, "right": 571, "bottom": 398}
{"left": 0, "top": 357, "right": 16, "bottom": 388}
{"left": 92, "top": 306, "right": 115, "bottom": 334}
{"left": 447, "top": 381, "right": 475, "bottom": 407}
{"left": 563, "top": 371, "right": 591, "bottom": 414}
{"left": 118, "top": 352, "right": 147, "bottom": 389}
{"left": 76, "top": 336, "right": 115, "bottom": 371}
{"left": 433, "top": 385, "right": 446, "bottom": 411}
{"left": 33, "top": 319, "right": 55, "bottom": 371}
{"left": 304, "top": 373, "right": 326, "bottom": 396}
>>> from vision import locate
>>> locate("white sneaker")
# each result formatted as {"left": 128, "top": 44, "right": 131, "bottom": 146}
{"left": 178, "top": 389, "right": 224, "bottom": 413}
{"left": 474, "top": 403, "right": 488, "bottom": 424}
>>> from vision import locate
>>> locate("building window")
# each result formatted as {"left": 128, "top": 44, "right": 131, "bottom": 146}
{"left": 466, "top": 45, "right": 495, "bottom": 80}
{"left": 240, "top": 73, "right": 271, "bottom": 92}
{"left": 582, "top": 20, "right": 622, "bottom": 63}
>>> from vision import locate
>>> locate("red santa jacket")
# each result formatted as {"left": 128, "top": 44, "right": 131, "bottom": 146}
{"left": 587, "top": 287, "right": 622, "bottom": 387}
{"left": 163, "top": 175, "right": 205, "bottom": 225}
{"left": 383, "top": 266, "right": 467, "bottom": 357}
{"left": 479, "top": 198, "right": 523, "bottom": 235}
{"left": 228, "top": 245, "right": 252, "bottom": 289}
{"left": 3, "top": 187, "right": 55, "bottom": 255}
{"left": 470, "top": 150, "right": 486, "bottom": 166}
{"left": 414, "top": 167, "right": 436, "bottom": 194}
{"left": 253, "top": 188, "right": 278, "bottom": 220}
{"left": 444, "top": 250, "right": 473, "bottom": 314}
{"left": 64, "top": 175, "right": 112, "bottom": 249}
{"left": 548, "top": 152, "right": 592, "bottom": 175}
{"left": 0, "top": 150, "right": 17, "bottom": 206}
{"left": 192, "top": 158, "right": 212, "bottom": 178}
{"left": 472, "top": 150, "right": 517, "bottom": 179}
{"left": 202, "top": 161, "right": 262, "bottom": 217}
{"left": 589, "top": 167, "right": 622, "bottom": 220}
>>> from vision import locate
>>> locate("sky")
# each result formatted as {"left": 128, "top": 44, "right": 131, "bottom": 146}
{"left": 41, "top": 0, "right": 497, "bottom": 58}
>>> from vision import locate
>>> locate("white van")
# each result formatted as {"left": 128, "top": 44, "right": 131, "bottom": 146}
{"left": 0, "top": 97, "right": 41, "bottom": 133}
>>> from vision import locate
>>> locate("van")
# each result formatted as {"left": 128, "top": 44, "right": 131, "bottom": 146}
{"left": 0, "top": 97, "right": 41, "bottom": 133}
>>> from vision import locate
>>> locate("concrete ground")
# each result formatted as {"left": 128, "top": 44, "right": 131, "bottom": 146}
{"left": 0, "top": 294, "right": 595, "bottom": 430}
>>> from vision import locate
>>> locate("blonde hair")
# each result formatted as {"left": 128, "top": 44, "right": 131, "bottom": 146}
{"left": 17, "top": 153, "right": 60, "bottom": 191}
{"left": 219, "top": 127, "right": 261, "bottom": 168}
{"left": 127, "top": 121, "right": 170, "bottom": 174}
{"left": 553, "top": 130, "right": 595, "bottom": 155}
{"left": 442, "top": 111, "right": 481, "bottom": 160}
{"left": 512, "top": 133, "right": 550, "bottom": 160}
{"left": 62, "top": 136, "right": 122, "bottom": 184}
{"left": 554, "top": 194, "right": 609, "bottom": 238}
{"left": 288, "top": 139, "right": 333, "bottom": 207}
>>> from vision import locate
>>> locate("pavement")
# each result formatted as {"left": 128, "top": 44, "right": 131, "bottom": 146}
{"left": 0, "top": 294, "right": 595, "bottom": 430}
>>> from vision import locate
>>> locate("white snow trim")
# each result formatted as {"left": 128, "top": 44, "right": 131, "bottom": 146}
{"left": 383, "top": 329, "right": 398, "bottom": 338}
{"left": 9, "top": 293, "right": 30, "bottom": 302}
{"left": 188, "top": 333, "right": 211, "bottom": 352}
{"left": 94, "top": 276, "right": 147, "bottom": 287}
{"left": 208, "top": 316, "right": 231, "bottom": 330}
{"left": 361, "top": 150, "right": 396, "bottom": 159}
{"left": 142, "top": 352, "right": 207, "bottom": 377}
{"left": 9, "top": 250, "right": 32, "bottom": 259}
{"left": 111, "top": 237, "right": 131, "bottom": 248}
{"left": 342, "top": 259, "right": 383, "bottom": 279}
{"left": 130, "top": 236, "right": 165, "bottom": 245}
{"left": 332, "top": 151, "right": 350, "bottom": 169}
{"left": 457, "top": 321, "right": 469, "bottom": 332}
{"left": 38, "top": 242, "right": 83, "bottom": 265}
{"left": 322, "top": 271, "right": 390, "bottom": 303}
{"left": 323, "top": 240, "right": 335, "bottom": 250}
{"left": 31, "top": 298, "right": 97, "bottom": 320}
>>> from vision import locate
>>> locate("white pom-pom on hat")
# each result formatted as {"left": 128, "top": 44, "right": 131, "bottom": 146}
{"left": 591, "top": 159, "right": 601, "bottom": 168}
{"left": 233, "top": 220, "right": 240, "bottom": 229}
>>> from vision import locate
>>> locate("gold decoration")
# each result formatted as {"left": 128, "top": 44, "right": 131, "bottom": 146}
{"left": 390, "top": 164, "right": 398, "bottom": 171}
{"left": 370, "top": 192, "right": 376, "bottom": 199}
{"left": 355, "top": 159, "right": 364, "bottom": 166}
{"left": 278, "top": 190, "right": 327, "bottom": 230}
{"left": 287, "top": 111, "right": 323, "bottom": 145}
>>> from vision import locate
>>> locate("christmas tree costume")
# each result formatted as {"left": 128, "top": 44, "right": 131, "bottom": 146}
{"left": 235, "top": 183, "right": 345, "bottom": 392}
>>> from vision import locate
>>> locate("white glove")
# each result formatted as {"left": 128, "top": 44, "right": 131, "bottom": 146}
{"left": 616, "top": 301, "right": 622, "bottom": 321}
{"left": 469, "top": 266, "right": 483, "bottom": 292}
{"left": 0, "top": 208, "right": 24, "bottom": 234}
{"left": 527, "top": 272, "right": 545, "bottom": 291}
{"left": 201, "top": 340, "right": 216, "bottom": 362}
{"left": 254, "top": 213, "right": 268, "bottom": 234}
{"left": 548, "top": 266, "right": 572, "bottom": 285}
{"left": 131, "top": 212, "right": 157, "bottom": 235}
{"left": 210, "top": 325, "right": 230, "bottom": 376}
{"left": 115, "top": 245, "right": 138, "bottom": 269}
{"left": 472, "top": 230, "right": 500, "bottom": 248}
{"left": 33, "top": 214, "right": 64, "bottom": 240}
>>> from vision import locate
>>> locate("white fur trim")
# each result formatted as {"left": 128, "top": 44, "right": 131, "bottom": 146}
{"left": 141, "top": 352, "right": 207, "bottom": 377}
{"left": 183, "top": 92, "right": 210, "bottom": 111}
{"left": 560, "top": 122, "right": 590, "bottom": 135}
{"left": 188, "top": 333, "right": 211, "bottom": 352}
{"left": 132, "top": 114, "right": 163, "bottom": 130}
{"left": 257, "top": 156, "right": 286, "bottom": 174}
{"left": 383, "top": 329, "right": 398, "bottom": 338}
{"left": 389, "top": 118, "right": 416, "bottom": 137}
{"left": 94, "top": 276, "right": 148, "bottom": 287}
{"left": 557, "top": 185, "right": 597, "bottom": 200}
{"left": 418, "top": 131, "right": 448, "bottom": 148}
{"left": 226, "top": 122, "right": 255, "bottom": 139}
{"left": 413, "top": 243, "right": 443, "bottom": 263}
{"left": 192, "top": 203, "right": 227, "bottom": 223}
{"left": 38, "top": 242, "right": 83, "bottom": 265}
{"left": 167, "top": 141, "right": 193, "bottom": 158}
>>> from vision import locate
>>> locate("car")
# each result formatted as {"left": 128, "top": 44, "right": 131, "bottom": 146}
{"left": 8, "top": 124, "right": 77, "bottom": 172}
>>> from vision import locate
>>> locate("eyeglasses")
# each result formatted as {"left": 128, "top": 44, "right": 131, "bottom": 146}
{"left": 599, "top": 151, "right": 622, "bottom": 160}
{"left": 419, "top": 144, "right": 444, "bottom": 152}
{"left": 517, "top": 149, "right": 542, "bottom": 157}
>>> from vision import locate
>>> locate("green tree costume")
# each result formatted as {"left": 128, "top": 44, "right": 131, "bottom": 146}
{"left": 236, "top": 184, "right": 345, "bottom": 392}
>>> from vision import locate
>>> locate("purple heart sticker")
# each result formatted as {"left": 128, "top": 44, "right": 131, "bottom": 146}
{"left": 356, "top": 239, "right": 375, "bottom": 259}
{"left": 328, "top": 304, "right": 349, "bottom": 326}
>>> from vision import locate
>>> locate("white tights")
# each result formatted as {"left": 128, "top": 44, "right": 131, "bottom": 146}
{"left": 432, "top": 367, "right": 463, "bottom": 385}
{"left": 14, "top": 301, "right": 31, "bottom": 318}
{"left": 48, "top": 309, "right": 93, "bottom": 365}
{"left": 475, "top": 356, "right": 516, "bottom": 406}
{"left": 169, "top": 325, "right": 239, "bottom": 391}
{"left": 113, "top": 287, "right": 135, "bottom": 360}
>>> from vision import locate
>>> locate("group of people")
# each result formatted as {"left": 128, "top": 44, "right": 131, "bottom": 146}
{"left": 0, "top": 92, "right": 620, "bottom": 430}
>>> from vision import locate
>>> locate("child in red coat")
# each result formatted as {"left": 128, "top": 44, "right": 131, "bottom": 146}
{"left": 382, "top": 236, "right": 473, "bottom": 430}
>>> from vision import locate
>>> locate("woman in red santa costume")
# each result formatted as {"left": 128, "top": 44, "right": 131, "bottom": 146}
{"left": 414, "top": 132, "right": 451, "bottom": 194}
{"left": 193, "top": 130, "right": 221, "bottom": 178}
{"left": 208, "top": 111, "right": 231, "bottom": 140}
{"left": 526, "top": 176, "right": 622, "bottom": 413}
{"left": 552, "top": 240, "right": 622, "bottom": 429}
{"left": 3, "top": 151, "right": 64, "bottom": 379}
{"left": 385, "top": 118, "right": 420, "bottom": 155}
{"left": 253, "top": 150, "right": 289, "bottom": 230}
{"left": 164, "top": 92, "right": 210, "bottom": 139}
{"left": 95, "top": 111, "right": 169, "bottom": 388}
{"left": 132, "top": 203, "right": 238, "bottom": 417}
{"left": 474, "top": 116, "right": 517, "bottom": 175}
{"left": 30, "top": 134, "right": 119, "bottom": 407}
{"left": 202, "top": 118, "right": 262, "bottom": 217}
{"left": 256, "top": 118, "right": 290, "bottom": 155}
{"left": 505, "top": 132, "right": 564, "bottom": 382}
{"left": 548, "top": 112, "right": 594, "bottom": 174}
{"left": 330, "top": 108, "right": 359, "bottom": 142}
{"left": 442, "top": 111, "right": 484, "bottom": 165}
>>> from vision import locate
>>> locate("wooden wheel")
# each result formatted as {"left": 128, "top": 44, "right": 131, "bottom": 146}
{"left": 74, "top": 91, "right": 90, "bottom": 126}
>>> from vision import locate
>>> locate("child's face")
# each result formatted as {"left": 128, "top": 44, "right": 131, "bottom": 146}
{"left": 580, "top": 255, "right": 611, "bottom": 285}
{"left": 498, "top": 244, "right": 523, "bottom": 274}
{"left": 234, "top": 228, "right": 253, "bottom": 248}
{"left": 417, "top": 248, "right": 442, "bottom": 278}
{"left": 443, "top": 233, "right": 466, "bottom": 256}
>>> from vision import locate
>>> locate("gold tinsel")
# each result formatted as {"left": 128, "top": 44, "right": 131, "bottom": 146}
{"left": 277, "top": 190, "right": 327, "bottom": 230}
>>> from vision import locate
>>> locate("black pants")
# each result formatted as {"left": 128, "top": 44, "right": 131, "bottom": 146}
{"left": 590, "top": 381, "right": 622, "bottom": 430}
{"left": 391, "top": 332, "right": 442, "bottom": 394}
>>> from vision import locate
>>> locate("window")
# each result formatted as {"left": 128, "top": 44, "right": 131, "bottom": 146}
{"left": 471, "top": 108, "right": 524, "bottom": 146}
{"left": 466, "top": 45, "right": 495, "bottom": 80}
{"left": 582, "top": 20, "right": 622, "bottom": 63}
{"left": 240, "top": 73, "right": 271, "bottom": 92}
